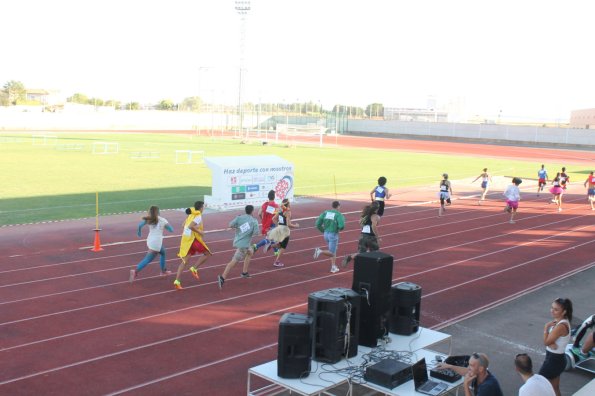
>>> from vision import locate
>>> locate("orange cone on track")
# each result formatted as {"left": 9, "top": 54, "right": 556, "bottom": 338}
{"left": 91, "top": 229, "right": 103, "bottom": 252}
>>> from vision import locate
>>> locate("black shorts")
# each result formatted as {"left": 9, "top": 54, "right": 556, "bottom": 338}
{"left": 278, "top": 236, "right": 290, "bottom": 249}
{"left": 375, "top": 200, "right": 385, "bottom": 216}
{"left": 538, "top": 350, "right": 566, "bottom": 379}
{"left": 358, "top": 234, "right": 379, "bottom": 253}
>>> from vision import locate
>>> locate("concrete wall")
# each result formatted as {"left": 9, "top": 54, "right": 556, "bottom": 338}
{"left": 2, "top": 108, "right": 594, "bottom": 147}
{"left": 346, "top": 119, "right": 595, "bottom": 147}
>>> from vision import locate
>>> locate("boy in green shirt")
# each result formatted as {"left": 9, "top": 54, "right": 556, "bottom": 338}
{"left": 313, "top": 201, "right": 346, "bottom": 273}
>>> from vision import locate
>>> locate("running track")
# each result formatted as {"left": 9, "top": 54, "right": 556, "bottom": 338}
{"left": 0, "top": 139, "right": 593, "bottom": 395}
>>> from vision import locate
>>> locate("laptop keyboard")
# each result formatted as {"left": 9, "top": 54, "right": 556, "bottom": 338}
{"left": 419, "top": 381, "right": 437, "bottom": 392}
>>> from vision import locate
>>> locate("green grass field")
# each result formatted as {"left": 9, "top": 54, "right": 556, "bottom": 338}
{"left": 0, "top": 131, "right": 582, "bottom": 226}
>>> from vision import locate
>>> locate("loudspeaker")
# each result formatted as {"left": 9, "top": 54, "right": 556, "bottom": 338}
{"left": 351, "top": 251, "right": 393, "bottom": 347}
{"left": 277, "top": 313, "right": 313, "bottom": 378}
{"left": 389, "top": 282, "right": 421, "bottom": 335}
{"left": 308, "top": 288, "right": 361, "bottom": 363}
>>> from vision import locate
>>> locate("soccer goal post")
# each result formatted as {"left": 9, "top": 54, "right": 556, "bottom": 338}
{"left": 92, "top": 141, "right": 120, "bottom": 155}
{"left": 175, "top": 150, "right": 205, "bottom": 164}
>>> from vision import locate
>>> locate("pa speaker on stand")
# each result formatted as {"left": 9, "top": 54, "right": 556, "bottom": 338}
{"left": 351, "top": 251, "right": 393, "bottom": 347}
{"left": 389, "top": 282, "right": 421, "bottom": 336}
{"left": 277, "top": 313, "right": 313, "bottom": 378}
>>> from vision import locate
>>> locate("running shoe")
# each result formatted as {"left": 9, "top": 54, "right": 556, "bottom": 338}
{"left": 240, "top": 272, "right": 251, "bottom": 278}
{"left": 273, "top": 261, "right": 284, "bottom": 267}
{"left": 160, "top": 269, "right": 172, "bottom": 276}
{"left": 129, "top": 269, "right": 137, "bottom": 283}
{"left": 313, "top": 247, "right": 322, "bottom": 259}
{"left": 174, "top": 280, "right": 183, "bottom": 290}
{"left": 509, "top": 220, "right": 516, "bottom": 224}
{"left": 190, "top": 266, "right": 200, "bottom": 280}
{"left": 251, "top": 243, "right": 258, "bottom": 252}
{"left": 217, "top": 275, "right": 225, "bottom": 290}
{"left": 263, "top": 242, "right": 272, "bottom": 253}
{"left": 341, "top": 255, "right": 352, "bottom": 268}
{"left": 571, "top": 346, "right": 591, "bottom": 360}
{"left": 558, "top": 207, "right": 562, "bottom": 212}
{"left": 330, "top": 265, "right": 340, "bottom": 273}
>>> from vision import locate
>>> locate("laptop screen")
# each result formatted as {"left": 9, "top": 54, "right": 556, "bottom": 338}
{"left": 412, "top": 358, "right": 429, "bottom": 389}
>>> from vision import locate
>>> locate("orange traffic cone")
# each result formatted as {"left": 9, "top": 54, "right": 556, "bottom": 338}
{"left": 91, "top": 229, "right": 103, "bottom": 252}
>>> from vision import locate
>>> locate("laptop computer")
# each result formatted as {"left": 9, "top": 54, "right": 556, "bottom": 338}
{"left": 412, "top": 358, "right": 448, "bottom": 395}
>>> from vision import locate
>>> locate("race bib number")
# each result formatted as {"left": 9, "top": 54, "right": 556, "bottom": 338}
{"left": 265, "top": 205, "right": 276, "bottom": 214}
{"left": 278, "top": 216, "right": 285, "bottom": 224}
{"left": 183, "top": 227, "right": 192, "bottom": 237}
{"left": 325, "top": 211, "right": 336, "bottom": 220}
{"left": 239, "top": 222, "right": 251, "bottom": 233}
{"left": 362, "top": 225, "right": 371, "bottom": 233}
{"left": 376, "top": 187, "right": 384, "bottom": 194}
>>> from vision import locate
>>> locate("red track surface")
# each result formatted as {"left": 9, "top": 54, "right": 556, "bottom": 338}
{"left": 1, "top": 138, "right": 593, "bottom": 395}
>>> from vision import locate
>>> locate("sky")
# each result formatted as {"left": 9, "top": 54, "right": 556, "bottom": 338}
{"left": 1, "top": 0, "right": 594, "bottom": 121}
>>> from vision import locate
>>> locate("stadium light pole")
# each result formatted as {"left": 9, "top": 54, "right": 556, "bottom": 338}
{"left": 235, "top": 1, "right": 250, "bottom": 139}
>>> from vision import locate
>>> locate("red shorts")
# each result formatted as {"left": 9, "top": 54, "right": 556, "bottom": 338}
{"left": 188, "top": 239, "right": 208, "bottom": 256}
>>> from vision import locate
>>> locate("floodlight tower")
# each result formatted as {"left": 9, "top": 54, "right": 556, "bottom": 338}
{"left": 235, "top": 0, "right": 251, "bottom": 138}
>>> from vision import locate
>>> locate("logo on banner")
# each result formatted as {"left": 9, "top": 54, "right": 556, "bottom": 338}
{"left": 275, "top": 175, "right": 293, "bottom": 200}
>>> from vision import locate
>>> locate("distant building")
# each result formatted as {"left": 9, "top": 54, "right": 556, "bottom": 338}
{"left": 570, "top": 108, "right": 595, "bottom": 129}
{"left": 384, "top": 107, "right": 448, "bottom": 122}
{"left": 25, "top": 89, "right": 65, "bottom": 108}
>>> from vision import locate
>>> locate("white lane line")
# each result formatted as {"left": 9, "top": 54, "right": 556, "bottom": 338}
{"left": 0, "top": 302, "right": 303, "bottom": 387}
{"left": 0, "top": 209, "right": 591, "bottom": 325}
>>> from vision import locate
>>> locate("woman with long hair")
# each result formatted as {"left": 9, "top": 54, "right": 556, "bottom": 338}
{"left": 539, "top": 297, "right": 573, "bottom": 396}
{"left": 130, "top": 206, "right": 174, "bottom": 282}
{"left": 341, "top": 202, "right": 381, "bottom": 267}
{"left": 549, "top": 172, "right": 564, "bottom": 212}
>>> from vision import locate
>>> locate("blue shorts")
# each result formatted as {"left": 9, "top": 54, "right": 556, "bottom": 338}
{"left": 588, "top": 188, "right": 595, "bottom": 196}
{"left": 324, "top": 231, "right": 339, "bottom": 255}
{"left": 481, "top": 181, "right": 488, "bottom": 189}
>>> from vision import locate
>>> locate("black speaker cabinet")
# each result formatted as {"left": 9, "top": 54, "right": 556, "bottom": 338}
{"left": 351, "top": 251, "right": 393, "bottom": 347}
{"left": 307, "top": 288, "right": 361, "bottom": 363}
{"left": 277, "top": 312, "right": 313, "bottom": 378}
{"left": 389, "top": 282, "right": 421, "bottom": 335}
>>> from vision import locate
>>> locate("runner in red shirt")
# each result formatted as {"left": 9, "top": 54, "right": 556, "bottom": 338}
{"left": 252, "top": 190, "right": 279, "bottom": 251}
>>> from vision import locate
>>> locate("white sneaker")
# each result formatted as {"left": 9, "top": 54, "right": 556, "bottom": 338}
{"left": 509, "top": 220, "right": 516, "bottom": 224}
{"left": 558, "top": 207, "right": 562, "bottom": 212}
{"left": 263, "top": 242, "right": 272, "bottom": 253}
{"left": 330, "top": 265, "right": 339, "bottom": 273}
{"left": 129, "top": 269, "right": 136, "bottom": 283}
{"left": 313, "top": 248, "right": 322, "bottom": 259}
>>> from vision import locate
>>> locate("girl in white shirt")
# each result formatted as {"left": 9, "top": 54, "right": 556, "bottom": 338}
{"left": 130, "top": 206, "right": 174, "bottom": 282}
{"left": 503, "top": 177, "right": 522, "bottom": 224}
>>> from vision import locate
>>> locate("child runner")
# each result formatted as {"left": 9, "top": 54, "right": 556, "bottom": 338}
{"left": 537, "top": 164, "right": 549, "bottom": 196}
{"left": 252, "top": 190, "right": 279, "bottom": 253}
{"left": 313, "top": 201, "right": 346, "bottom": 273}
{"left": 217, "top": 205, "right": 260, "bottom": 289}
{"left": 438, "top": 173, "right": 453, "bottom": 217}
{"left": 473, "top": 168, "right": 492, "bottom": 204}
{"left": 560, "top": 167, "right": 570, "bottom": 191}
{"left": 341, "top": 202, "right": 381, "bottom": 268}
{"left": 370, "top": 176, "right": 392, "bottom": 217}
{"left": 549, "top": 173, "right": 564, "bottom": 212}
{"left": 503, "top": 177, "right": 522, "bottom": 224}
{"left": 130, "top": 206, "right": 174, "bottom": 282}
{"left": 584, "top": 171, "right": 595, "bottom": 210}
{"left": 271, "top": 198, "right": 299, "bottom": 267}
{"left": 174, "top": 201, "right": 212, "bottom": 290}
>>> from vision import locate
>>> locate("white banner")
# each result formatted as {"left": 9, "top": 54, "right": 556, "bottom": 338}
{"left": 204, "top": 155, "right": 294, "bottom": 210}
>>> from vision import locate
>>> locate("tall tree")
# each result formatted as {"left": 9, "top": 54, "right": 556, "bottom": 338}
{"left": 365, "top": 103, "right": 384, "bottom": 118}
{"left": 67, "top": 93, "right": 89, "bottom": 104}
{"left": 3, "top": 80, "right": 26, "bottom": 105}
{"left": 157, "top": 99, "right": 175, "bottom": 110}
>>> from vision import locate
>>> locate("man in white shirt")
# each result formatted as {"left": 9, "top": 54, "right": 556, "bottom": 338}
{"left": 514, "top": 353, "right": 555, "bottom": 396}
